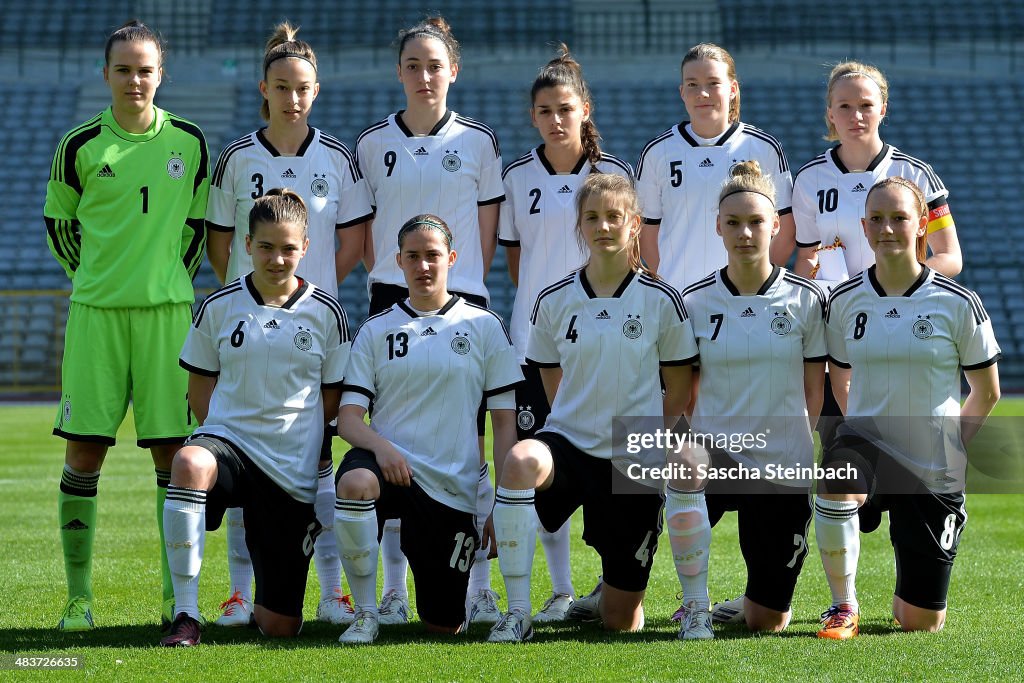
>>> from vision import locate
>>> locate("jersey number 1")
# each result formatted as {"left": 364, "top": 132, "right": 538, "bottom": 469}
{"left": 140, "top": 186, "right": 149, "bottom": 214}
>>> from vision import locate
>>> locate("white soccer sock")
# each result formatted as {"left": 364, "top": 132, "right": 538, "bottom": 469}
{"left": 335, "top": 499, "right": 380, "bottom": 615}
{"left": 380, "top": 518, "right": 408, "bottom": 599}
{"left": 313, "top": 464, "right": 342, "bottom": 601}
{"left": 164, "top": 486, "right": 207, "bottom": 621}
{"left": 224, "top": 506, "right": 253, "bottom": 602}
{"left": 469, "top": 464, "right": 494, "bottom": 594}
{"left": 666, "top": 489, "right": 711, "bottom": 609}
{"left": 537, "top": 509, "right": 574, "bottom": 597}
{"left": 493, "top": 487, "right": 537, "bottom": 615}
{"left": 814, "top": 497, "right": 860, "bottom": 610}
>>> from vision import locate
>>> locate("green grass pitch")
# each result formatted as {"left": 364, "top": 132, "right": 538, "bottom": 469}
{"left": 0, "top": 402, "right": 1021, "bottom": 681}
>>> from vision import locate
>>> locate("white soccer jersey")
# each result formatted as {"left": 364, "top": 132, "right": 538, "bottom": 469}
{"left": 527, "top": 269, "right": 699, "bottom": 458}
{"left": 635, "top": 121, "right": 793, "bottom": 290}
{"left": 180, "top": 275, "right": 351, "bottom": 504}
{"left": 498, "top": 145, "right": 634, "bottom": 363}
{"left": 206, "top": 127, "right": 374, "bottom": 293}
{"left": 827, "top": 266, "right": 1000, "bottom": 489}
{"left": 682, "top": 267, "right": 827, "bottom": 486}
{"left": 793, "top": 144, "right": 951, "bottom": 286}
{"left": 356, "top": 111, "right": 504, "bottom": 300}
{"left": 341, "top": 296, "right": 522, "bottom": 514}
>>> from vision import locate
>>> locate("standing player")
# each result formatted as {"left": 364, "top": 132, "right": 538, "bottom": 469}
{"left": 333, "top": 214, "right": 520, "bottom": 644}
{"left": 786, "top": 62, "right": 962, "bottom": 283}
{"left": 161, "top": 189, "right": 351, "bottom": 647}
{"left": 815, "top": 177, "right": 999, "bottom": 639}
{"left": 355, "top": 15, "right": 505, "bottom": 625}
{"left": 674, "top": 162, "right": 826, "bottom": 640}
{"left": 488, "top": 174, "right": 697, "bottom": 642}
{"left": 498, "top": 44, "right": 633, "bottom": 623}
{"left": 44, "top": 20, "right": 209, "bottom": 631}
{"left": 204, "top": 22, "right": 373, "bottom": 628}
{"left": 636, "top": 43, "right": 794, "bottom": 292}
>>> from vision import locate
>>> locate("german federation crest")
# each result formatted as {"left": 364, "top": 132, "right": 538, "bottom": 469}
{"left": 451, "top": 334, "right": 471, "bottom": 354}
{"left": 167, "top": 155, "right": 185, "bottom": 179}
{"left": 770, "top": 312, "right": 792, "bottom": 336}
{"left": 311, "top": 174, "right": 329, "bottom": 198}
{"left": 913, "top": 316, "right": 934, "bottom": 339}
{"left": 442, "top": 151, "right": 462, "bottom": 172}
{"left": 517, "top": 407, "right": 535, "bottom": 432}
{"left": 622, "top": 316, "right": 643, "bottom": 339}
{"left": 294, "top": 329, "right": 313, "bottom": 351}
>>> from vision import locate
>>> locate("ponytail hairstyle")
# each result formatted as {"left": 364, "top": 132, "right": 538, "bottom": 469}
{"left": 531, "top": 43, "right": 601, "bottom": 165}
{"left": 718, "top": 160, "right": 777, "bottom": 207}
{"left": 681, "top": 43, "right": 740, "bottom": 123}
{"left": 395, "top": 15, "right": 461, "bottom": 66}
{"left": 865, "top": 176, "right": 928, "bottom": 262}
{"left": 248, "top": 188, "right": 309, "bottom": 240}
{"left": 574, "top": 174, "right": 649, "bottom": 275}
{"left": 104, "top": 19, "right": 164, "bottom": 66}
{"left": 260, "top": 21, "right": 318, "bottom": 121}
{"left": 397, "top": 213, "right": 454, "bottom": 251}
{"left": 824, "top": 61, "right": 888, "bottom": 141}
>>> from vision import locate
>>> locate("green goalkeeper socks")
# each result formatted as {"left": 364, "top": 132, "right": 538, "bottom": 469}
{"left": 156, "top": 468, "right": 173, "bottom": 605}
{"left": 58, "top": 466, "right": 99, "bottom": 600}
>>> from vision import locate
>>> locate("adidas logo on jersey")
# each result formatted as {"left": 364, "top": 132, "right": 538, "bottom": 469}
{"left": 96, "top": 164, "right": 115, "bottom": 178}
{"left": 740, "top": 307, "right": 756, "bottom": 318}
{"left": 281, "top": 168, "right": 297, "bottom": 178}
{"left": 885, "top": 308, "right": 901, "bottom": 319}
{"left": 413, "top": 147, "right": 429, "bottom": 156}
{"left": 62, "top": 518, "right": 88, "bottom": 531}
{"left": 558, "top": 185, "right": 573, "bottom": 194}
{"left": 264, "top": 319, "right": 280, "bottom": 329}
{"left": 852, "top": 183, "right": 867, "bottom": 192}
{"left": 698, "top": 158, "right": 714, "bottom": 168}
{"left": 596, "top": 309, "right": 611, "bottom": 320}
{"left": 421, "top": 326, "right": 437, "bottom": 336}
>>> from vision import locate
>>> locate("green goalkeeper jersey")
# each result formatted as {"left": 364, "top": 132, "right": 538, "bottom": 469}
{"left": 44, "top": 106, "right": 210, "bottom": 308}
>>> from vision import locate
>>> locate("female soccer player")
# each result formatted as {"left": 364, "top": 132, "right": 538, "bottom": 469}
{"left": 161, "top": 189, "right": 351, "bottom": 647}
{"left": 332, "top": 214, "right": 520, "bottom": 644}
{"left": 44, "top": 20, "right": 209, "bottom": 632}
{"left": 205, "top": 22, "right": 372, "bottom": 628}
{"left": 498, "top": 44, "right": 633, "bottom": 623}
{"left": 787, "top": 62, "right": 962, "bottom": 284}
{"left": 636, "top": 43, "right": 793, "bottom": 292}
{"left": 488, "top": 174, "right": 698, "bottom": 642}
{"left": 355, "top": 15, "right": 505, "bottom": 625}
{"left": 816, "top": 177, "right": 999, "bottom": 639}
{"left": 674, "top": 162, "right": 826, "bottom": 640}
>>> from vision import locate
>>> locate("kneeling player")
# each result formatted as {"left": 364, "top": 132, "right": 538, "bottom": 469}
{"left": 489, "top": 174, "right": 697, "bottom": 642}
{"left": 816, "top": 177, "right": 1000, "bottom": 639}
{"left": 673, "top": 162, "right": 826, "bottom": 639}
{"left": 160, "top": 190, "right": 351, "bottom": 646}
{"left": 333, "top": 214, "right": 520, "bottom": 644}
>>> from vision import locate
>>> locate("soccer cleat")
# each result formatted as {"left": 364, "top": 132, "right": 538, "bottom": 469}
{"left": 487, "top": 609, "right": 533, "bottom": 643}
{"left": 377, "top": 589, "right": 410, "bottom": 625}
{"left": 532, "top": 593, "right": 574, "bottom": 623}
{"left": 338, "top": 611, "right": 379, "bottom": 645}
{"left": 676, "top": 601, "right": 714, "bottom": 640}
{"left": 467, "top": 588, "right": 503, "bottom": 624}
{"left": 215, "top": 590, "right": 253, "bottom": 627}
{"left": 710, "top": 595, "right": 746, "bottom": 624}
{"left": 567, "top": 579, "right": 602, "bottom": 621}
{"left": 160, "top": 613, "right": 201, "bottom": 647}
{"left": 817, "top": 603, "right": 859, "bottom": 640}
{"left": 58, "top": 595, "right": 95, "bottom": 632}
{"left": 318, "top": 589, "right": 356, "bottom": 625}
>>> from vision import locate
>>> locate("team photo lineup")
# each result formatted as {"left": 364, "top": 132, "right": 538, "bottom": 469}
{"left": 40, "top": 9, "right": 1005, "bottom": 656}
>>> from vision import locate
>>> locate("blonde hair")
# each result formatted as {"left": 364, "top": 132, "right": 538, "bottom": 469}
{"left": 260, "top": 22, "right": 318, "bottom": 121}
{"left": 681, "top": 43, "right": 740, "bottom": 123}
{"left": 574, "top": 174, "right": 649, "bottom": 275}
{"left": 865, "top": 177, "right": 928, "bottom": 262}
{"left": 824, "top": 61, "right": 888, "bottom": 141}
{"left": 718, "top": 160, "right": 777, "bottom": 206}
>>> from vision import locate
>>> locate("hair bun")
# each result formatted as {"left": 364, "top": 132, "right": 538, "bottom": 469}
{"left": 730, "top": 160, "right": 762, "bottom": 178}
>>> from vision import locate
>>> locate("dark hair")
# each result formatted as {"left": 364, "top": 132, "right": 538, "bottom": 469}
{"left": 398, "top": 214, "right": 454, "bottom": 251}
{"left": 574, "top": 174, "right": 648, "bottom": 276}
{"left": 718, "top": 160, "right": 777, "bottom": 206}
{"left": 260, "top": 22, "right": 318, "bottom": 121}
{"left": 104, "top": 19, "right": 164, "bottom": 66}
{"left": 865, "top": 176, "right": 928, "bottom": 262}
{"left": 395, "top": 15, "right": 460, "bottom": 65}
{"left": 531, "top": 43, "right": 601, "bottom": 165}
{"left": 248, "top": 188, "right": 309, "bottom": 239}
{"left": 681, "top": 43, "right": 740, "bottom": 123}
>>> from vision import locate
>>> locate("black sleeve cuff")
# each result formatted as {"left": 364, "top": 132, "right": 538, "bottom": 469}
{"left": 778, "top": 206, "right": 793, "bottom": 216}
{"left": 642, "top": 217, "right": 662, "bottom": 226}
{"left": 205, "top": 221, "right": 234, "bottom": 233}
{"left": 499, "top": 238, "right": 521, "bottom": 247}
{"left": 336, "top": 212, "right": 374, "bottom": 229}
{"left": 340, "top": 383, "right": 375, "bottom": 400}
{"left": 796, "top": 240, "right": 820, "bottom": 249}
{"left": 660, "top": 354, "right": 700, "bottom": 367}
{"left": 322, "top": 380, "right": 345, "bottom": 390}
{"left": 484, "top": 381, "right": 523, "bottom": 398}
{"left": 804, "top": 355, "right": 828, "bottom": 363}
{"left": 478, "top": 194, "right": 505, "bottom": 207}
{"left": 179, "top": 359, "right": 219, "bottom": 377}
{"left": 963, "top": 353, "right": 1001, "bottom": 371}
{"left": 827, "top": 356, "right": 851, "bottom": 369}
{"left": 525, "top": 358, "right": 560, "bottom": 368}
